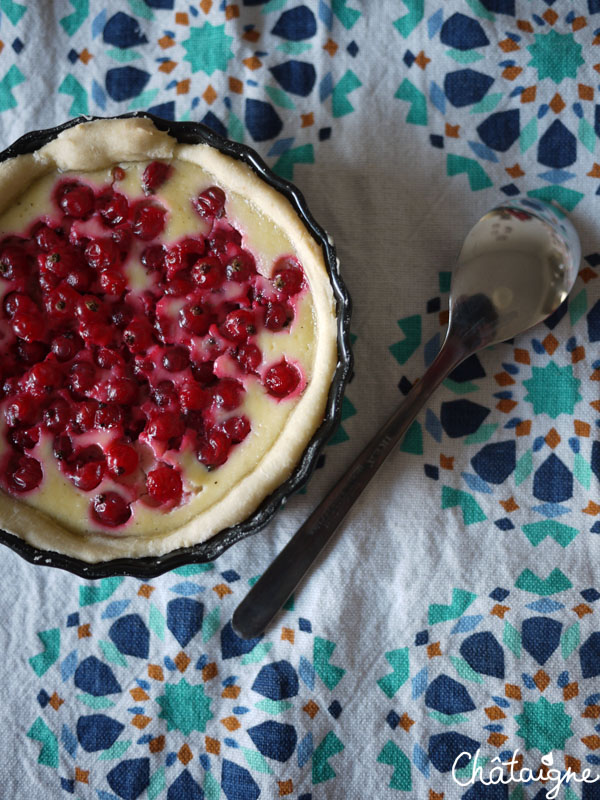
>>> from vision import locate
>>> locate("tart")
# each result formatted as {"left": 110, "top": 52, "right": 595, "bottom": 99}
{"left": 0, "top": 116, "right": 338, "bottom": 563}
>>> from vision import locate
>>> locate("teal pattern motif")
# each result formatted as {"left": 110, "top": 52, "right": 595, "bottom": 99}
{"left": 27, "top": 566, "right": 347, "bottom": 798}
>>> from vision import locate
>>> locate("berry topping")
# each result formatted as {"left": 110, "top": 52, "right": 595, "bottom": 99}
{"left": 193, "top": 186, "right": 226, "bottom": 220}
{"left": 5, "top": 394, "right": 38, "bottom": 427}
{"left": 85, "top": 237, "right": 120, "bottom": 269}
{"left": 162, "top": 345, "right": 189, "bottom": 373}
{"left": 4, "top": 291, "right": 36, "bottom": 318}
{"left": 5, "top": 453, "right": 42, "bottom": 493}
{"left": 179, "top": 302, "right": 211, "bottom": 335}
{"left": 197, "top": 429, "right": 231, "bottom": 468}
{"left": 236, "top": 343, "right": 262, "bottom": 373}
{"left": 212, "top": 379, "right": 243, "bottom": 411}
{"left": 106, "top": 441, "right": 139, "bottom": 477}
{"left": 133, "top": 201, "right": 166, "bottom": 240}
{"left": 98, "top": 190, "right": 129, "bottom": 226}
{"left": 69, "top": 361, "right": 96, "bottom": 394}
{"left": 53, "top": 433, "right": 73, "bottom": 461}
{"left": 180, "top": 380, "right": 208, "bottom": 412}
{"left": 220, "top": 415, "right": 251, "bottom": 444}
{"left": 51, "top": 333, "right": 80, "bottom": 362}
{"left": 0, "top": 166, "right": 310, "bottom": 531}
{"left": 141, "top": 244, "right": 166, "bottom": 273}
{"left": 123, "top": 319, "right": 154, "bottom": 354}
{"left": 225, "top": 250, "right": 256, "bottom": 283}
{"left": 222, "top": 309, "right": 256, "bottom": 342}
{"left": 12, "top": 310, "right": 45, "bottom": 342}
{"left": 57, "top": 181, "right": 94, "bottom": 219}
{"left": 263, "top": 359, "right": 301, "bottom": 398}
{"left": 92, "top": 491, "right": 131, "bottom": 527}
{"left": 141, "top": 161, "right": 173, "bottom": 195}
{"left": 191, "top": 256, "right": 223, "bottom": 290}
{"left": 272, "top": 256, "right": 304, "bottom": 296}
{"left": 265, "top": 302, "right": 292, "bottom": 331}
{"left": 99, "top": 269, "right": 127, "bottom": 296}
{"left": 145, "top": 410, "right": 185, "bottom": 442}
{"left": 146, "top": 464, "right": 182, "bottom": 505}
{"left": 42, "top": 398, "right": 71, "bottom": 432}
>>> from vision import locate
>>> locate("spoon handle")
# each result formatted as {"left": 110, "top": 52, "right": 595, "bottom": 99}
{"left": 232, "top": 335, "right": 467, "bottom": 640}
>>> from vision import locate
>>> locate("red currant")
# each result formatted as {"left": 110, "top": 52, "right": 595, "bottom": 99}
{"left": 264, "top": 360, "right": 300, "bottom": 398}
{"left": 12, "top": 311, "right": 44, "bottom": 342}
{"left": 99, "top": 269, "right": 127, "bottom": 296}
{"left": 42, "top": 398, "right": 71, "bottom": 432}
{"left": 180, "top": 380, "right": 208, "bottom": 412}
{"left": 123, "top": 319, "right": 154, "bottom": 354}
{"left": 272, "top": 257, "right": 304, "bottom": 296}
{"left": 141, "top": 244, "right": 166, "bottom": 273}
{"left": 225, "top": 250, "right": 255, "bottom": 283}
{"left": 220, "top": 415, "right": 251, "bottom": 444}
{"left": 85, "top": 237, "right": 120, "bottom": 269}
{"left": 197, "top": 429, "right": 231, "bottom": 468}
{"left": 222, "top": 309, "right": 256, "bottom": 342}
{"left": 5, "top": 453, "right": 42, "bottom": 493}
{"left": 212, "top": 379, "right": 243, "bottom": 411}
{"left": 191, "top": 256, "right": 224, "bottom": 290}
{"left": 92, "top": 491, "right": 131, "bottom": 527}
{"left": 57, "top": 181, "right": 94, "bottom": 218}
{"left": 146, "top": 464, "right": 183, "bottom": 505}
{"left": 145, "top": 410, "right": 185, "bottom": 441}
{"left": 0, "top": 244, "right": 29, "bottom": 281}
{"left": 4, "top": 394, "right": 38, "bottom": 427}
{"left": 4, "top": 292, "right": 36, "bottom": 318}
{"left": 97, "top": 190, "right": 129, "bottom": 226}
{"left": 132, "top": 201, "right": 166, "bottom": 240}
{"left": 162, "top": 346, "right": 189, "bottom": 373}
{"left": 141, "top": 161, "right": 172, "bottom": 195}
{"left": 193, "top": 186, "right": 226, "bottom": 219}
{"left": 26, "top": 361, "right": 62, "bottom": 396}
{"left": 106, "top": 441, "right": 139, "bottom": 477}
{"left": 179, "top": 303, "right": 211, "bottom": 335}
{"left": 33, "top": 223, "right": 63, "bottom": 252}
{"left": 265, "top": 302, "right": 292, "bottom": 331}
{"left": 69, "top": 361, "right": 97, "bottom": 395}
{"left": 94, "top": 403, "right": 123, "bottom": 430}
{"left": 236, "top": 343, "right": 262, "bottom": 373}
{"left": 152, "top": 380, "right": 177, "bottom": 408}
{"left": 51, "top": 333, "right": 81, "bottom": 362}
{"left": 53, "top": 433, "right": 73, "bottom": 462}
{"left": 9, "top": 426, "right": 39, "bottom": 452}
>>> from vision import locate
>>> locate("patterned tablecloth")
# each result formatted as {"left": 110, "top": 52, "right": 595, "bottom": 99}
{"left": 5, "top": 1, "right": 600, "bottom": 798}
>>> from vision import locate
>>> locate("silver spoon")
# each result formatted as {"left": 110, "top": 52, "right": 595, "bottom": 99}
{"left": 232, "top": 199, "right": 581, "bottom": 640}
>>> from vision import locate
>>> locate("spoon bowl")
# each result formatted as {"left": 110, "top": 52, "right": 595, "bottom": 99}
{"left": 448, "top": 199, "right": 580, "bottom": 351}
{"left": 232, "top": 199, "right": 581, "bottom": 640}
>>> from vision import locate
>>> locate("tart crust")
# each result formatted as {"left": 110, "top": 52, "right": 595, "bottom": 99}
{"left": 0, "top": 117, "right": 337, "bottom": 562}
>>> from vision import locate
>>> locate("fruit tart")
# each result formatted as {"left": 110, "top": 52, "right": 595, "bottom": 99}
{"left": 0, "top": 116, "right": 340, "bottom": 563}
